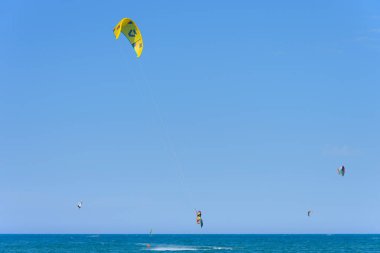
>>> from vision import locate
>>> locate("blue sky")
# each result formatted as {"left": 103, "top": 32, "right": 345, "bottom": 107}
{"left": 0, "top": 0, "right": 379, "bottom": 234}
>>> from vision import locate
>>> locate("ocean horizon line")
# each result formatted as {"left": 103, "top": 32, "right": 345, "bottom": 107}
{"left": 1, "top": 233, "right": 379, "bottom": 235}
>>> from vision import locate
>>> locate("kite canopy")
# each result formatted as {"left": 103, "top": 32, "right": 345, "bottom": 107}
{"left": 113, "top": 18, "right": 144, "bottom": 57}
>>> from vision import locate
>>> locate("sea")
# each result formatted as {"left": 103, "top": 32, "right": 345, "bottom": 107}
{"left": 0, "top": 234, "right": 379, "bottom": 252}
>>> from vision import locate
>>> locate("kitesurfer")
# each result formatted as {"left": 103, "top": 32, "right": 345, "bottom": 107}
{"left": 337, "top": 166, "right": 345, "bottom": 176}
{"left": 196, "top": 210, "right": 203, "bottom": 228}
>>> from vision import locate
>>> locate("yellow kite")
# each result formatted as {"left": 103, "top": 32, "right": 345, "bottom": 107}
{"left": 113, "top": 18, "right": 143, "bottom": 57}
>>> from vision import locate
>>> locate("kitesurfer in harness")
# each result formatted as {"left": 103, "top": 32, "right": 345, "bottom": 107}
{"left": 337, "top": 165, "right": 345, "bottom": 176}
{"left": 196, "top": 210, "right": 203, "bottom": 228}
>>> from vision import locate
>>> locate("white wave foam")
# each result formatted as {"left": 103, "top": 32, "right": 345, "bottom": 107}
{"left": 211, "top": 246, "right": 233, "bottom": 250}
{"left": 149, "top": 246, "right": 198, "bottom": 251}
{"left": 145, "top": 244, "right": 233, "bottom": 251}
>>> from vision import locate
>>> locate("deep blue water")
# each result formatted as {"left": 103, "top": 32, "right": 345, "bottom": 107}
{"left": 1, "top": 234, "right": 380, "bottom": 252}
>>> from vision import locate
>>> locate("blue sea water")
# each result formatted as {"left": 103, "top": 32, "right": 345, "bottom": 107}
{"left": 0, "top": 234, "right": 380, "bottom": 253}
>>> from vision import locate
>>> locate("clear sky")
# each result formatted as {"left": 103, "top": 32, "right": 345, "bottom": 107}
{"left": 0, "top": 0, "right": 379, "bottom": 234}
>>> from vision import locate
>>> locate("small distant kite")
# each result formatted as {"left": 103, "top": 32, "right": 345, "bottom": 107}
{"left": 113, "top": 18, "right": 144, "bottom": 57}
{"left": 77, "top": 201, "right": 83, "bottom": 209}
{"left": 307, "top": 210, "right": 312, "bottom": 217}
{"left": 337, "top": 166, "right": 346, "bottom": 177}
{"left": 196, "top": 210, "right": 203, "bottom": 228}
